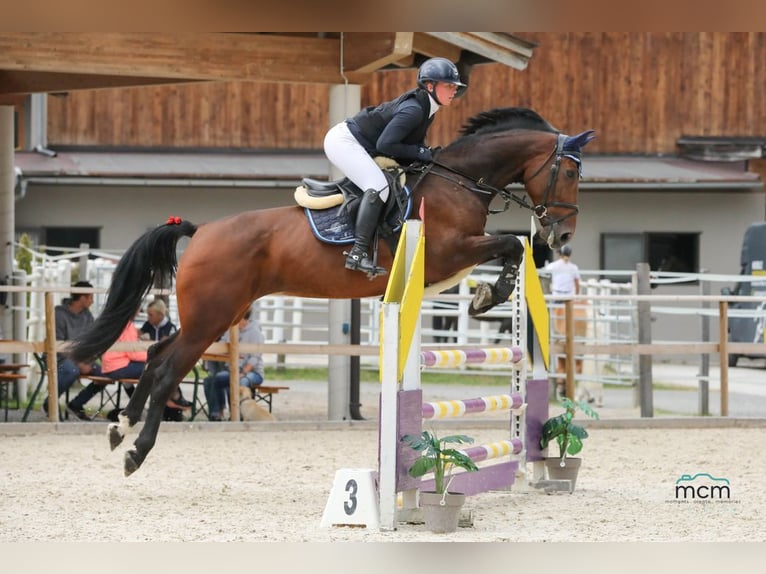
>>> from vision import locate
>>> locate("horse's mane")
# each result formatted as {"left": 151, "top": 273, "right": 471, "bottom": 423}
{"left": 457, "top": 107, "right": 558, "bottom": 140}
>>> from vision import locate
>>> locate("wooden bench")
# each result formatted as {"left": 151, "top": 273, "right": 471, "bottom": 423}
{"left": 180, "top": 368, "right": 207, "bottom": 421}
{"left": 198, "top": 354, "right": 290, "bottom": 417}
{"left": 82, "top": 375, "right": 129, "bottom": 420}
{"left": 0, "top": 364, "right": 28, "bottom": 422}
{"left": 251, "top": 385, "right": 290, "bottom": 413}
{"left": 86, "top": 375, "right": 197, "bottom": 420}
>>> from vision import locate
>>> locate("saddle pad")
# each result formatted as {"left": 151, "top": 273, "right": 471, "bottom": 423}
{"left": 305, "top": 187, "right": 412, "bottom": 245}
{"left": 305, "top": 204, "right": 356, "bottom": 244}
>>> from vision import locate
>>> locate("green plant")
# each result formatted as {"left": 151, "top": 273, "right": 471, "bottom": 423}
{"left": 401, "top": 430, "right": 479, "bottom": 494}
{"left": 540, "top": 397, "right": 600, "bottom": 461}
{"left": 15, "top": 232, "right": 34, "bottom": 275}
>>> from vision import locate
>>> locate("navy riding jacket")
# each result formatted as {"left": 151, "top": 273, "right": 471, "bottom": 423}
{"left": 346, "top": 88, "right": 435, "bottom": 164}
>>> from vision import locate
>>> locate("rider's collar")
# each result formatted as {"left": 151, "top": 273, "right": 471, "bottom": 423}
{"left": 427, "top": 93, "right": 440, "bottom": 117}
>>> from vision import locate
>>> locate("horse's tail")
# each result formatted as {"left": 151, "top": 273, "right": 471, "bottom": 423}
{"left": 69, "top": 220, "right": 198, "bottom": 363}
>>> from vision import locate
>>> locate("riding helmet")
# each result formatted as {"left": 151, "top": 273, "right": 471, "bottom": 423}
{"left": 560, "top": 245, "right": 573, "bottom": 256}
{"left": 417, "top": 58, "right": 467, "bottom": 89}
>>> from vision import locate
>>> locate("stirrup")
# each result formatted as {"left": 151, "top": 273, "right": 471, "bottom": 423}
{"left": 344, "top": 250, "right": 387, "bottom": 278}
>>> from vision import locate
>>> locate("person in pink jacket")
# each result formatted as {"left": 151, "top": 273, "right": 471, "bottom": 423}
{"left": 101, "top": 320, "right": 146, "bottom": 380}
{"left": 103, "top": 315, "right": 192, "bottom": 422}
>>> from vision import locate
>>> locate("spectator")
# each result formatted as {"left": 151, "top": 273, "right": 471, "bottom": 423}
{"left": 546, "top": 244, "right": 581, "bottom": 299}
{"left": 104, "top": 311, "right": 193, "bottom": 422}
{"left": 139, "top": 299, "right": 177, "bottom": 342}
{"left": 102, "top": 314, "right": 146, "bottom": 381}
{"left": 43, "top": 280, "right": 102, "bottom": 420}
{"left": 545, "top": 245, "right": 587, "bottom": 400}
{"left": 204, "top": 308, "right": 265, "bottom": 421}
{"left": 138, "top": 298, "right": 192, "bottom": 418}
{"left": 431, "top": 285, "right": 459, "bottom": 343}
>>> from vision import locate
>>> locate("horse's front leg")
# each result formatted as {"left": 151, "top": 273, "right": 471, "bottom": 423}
{"left": 468, "top": 234, "right": 524, "bottom": 316}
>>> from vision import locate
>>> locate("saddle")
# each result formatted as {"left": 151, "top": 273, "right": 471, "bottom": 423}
{"left": 296, "top": 158, "right": 412, "bottom": 247}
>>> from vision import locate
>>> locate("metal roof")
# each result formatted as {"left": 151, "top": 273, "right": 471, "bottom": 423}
{"left": 579, "top": 156, "right": 762, "bottom": 190}
{"left": 13, "top": 151, "right": 764, "bottom": 191}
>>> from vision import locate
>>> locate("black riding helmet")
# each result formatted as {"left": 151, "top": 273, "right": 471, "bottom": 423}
{"left": 417, "top": 57, "right": 467, "bottom": 102}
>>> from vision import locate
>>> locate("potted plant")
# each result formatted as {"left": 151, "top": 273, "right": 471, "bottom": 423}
{"left": 401, "top": 430, "right": 479, "bottom": 533}
{"left": 401, "top": 431, "right": 479, "bottom": 533}
{"left": 539, "top": 397, "right": 599, "bottom": 492}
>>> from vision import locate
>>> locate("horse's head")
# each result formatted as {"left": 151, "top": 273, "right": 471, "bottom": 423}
{"left": 437, "top": 108, "right": 595, "bottom": 250}
{"left": 523, "top": 128, "right": 596, "bottom": 249}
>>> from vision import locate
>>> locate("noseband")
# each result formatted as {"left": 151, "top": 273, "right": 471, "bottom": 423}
{"left": 421, "top": 132, "right": 580, "bottom": 223}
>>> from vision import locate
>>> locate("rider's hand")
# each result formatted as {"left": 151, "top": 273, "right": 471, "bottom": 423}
{"left": 417, "top": 146, "right": 433, "bottom": 162}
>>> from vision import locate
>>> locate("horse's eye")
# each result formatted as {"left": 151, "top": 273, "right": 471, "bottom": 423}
{"left": 566, "top": 169, "right": 577, "bottom": 179}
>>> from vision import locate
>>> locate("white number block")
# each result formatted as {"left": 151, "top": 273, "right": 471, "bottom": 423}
{"left": 320, "top": 468, "right": 380, "bottom": 529}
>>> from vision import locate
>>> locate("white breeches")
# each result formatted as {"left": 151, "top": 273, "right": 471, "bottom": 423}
{"left": 323, "top": 121, "right": 390, "bottom": 202}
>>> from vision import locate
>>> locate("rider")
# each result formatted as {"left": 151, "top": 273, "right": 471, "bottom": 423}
{"left": 323, "top": 57, "right": 466, "bottom": 276}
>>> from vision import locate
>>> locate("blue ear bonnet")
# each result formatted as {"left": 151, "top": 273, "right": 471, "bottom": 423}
{"left": 562, "top": 129, "right": 596, "bottom": 173}
{"left": 563, "top": 129, "right": 596, "bottom": 154}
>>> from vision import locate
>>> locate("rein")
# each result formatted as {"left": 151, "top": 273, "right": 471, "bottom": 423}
{"left": 411, "top": 133, "right": 580, "bottom": 223}
{"left": 422, "top": 161, "right": 534, "bottom": 215}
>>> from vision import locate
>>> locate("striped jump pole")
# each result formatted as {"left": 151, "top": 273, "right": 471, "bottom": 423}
{"left": 460, "top": 439, "right": 524, "bottom": 461}
{"left": 422, "top": 393, "right": 524, "bottom": 419}
{"left": 420, "top": 346, "right": 524, "bottom": 368}
{"left": 416, "top": 439, "right": 526, "bottom": 495}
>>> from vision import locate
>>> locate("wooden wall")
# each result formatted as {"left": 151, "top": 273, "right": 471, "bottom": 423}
{"left": 46, "top": 81, "right": 331, "bottom": 149}
{"left": 46, "top": 33, "right": 766, "bottom": 154}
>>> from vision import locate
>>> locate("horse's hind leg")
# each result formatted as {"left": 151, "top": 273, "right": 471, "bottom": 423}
{"left": 123, "top": 340, "right": 203, "bottom": 476}
{"left": 469, "top": 235, "right": 524, "bottom": 316}
{"left": 107, "top": 335, "right": 177, "bottom": 451}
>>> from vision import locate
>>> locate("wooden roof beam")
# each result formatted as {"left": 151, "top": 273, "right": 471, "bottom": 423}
{"left": 0, "top": 70, "right": 201, "bottom": 96}
{"left": 412, "top": 33, "right": 462, "bottom": 62}
{"left": 341, "top": 32, "right": 414, "bottom": 80}
{"left": 0, "top": 33, "right": 346, "bottom": 85}
{"left": 424, "top": 32, "right": 533, "bottom": 70}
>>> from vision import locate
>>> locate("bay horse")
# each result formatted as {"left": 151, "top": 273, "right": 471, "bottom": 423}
{"left": 70, "top": 107, "right": 595, "bottom": 476}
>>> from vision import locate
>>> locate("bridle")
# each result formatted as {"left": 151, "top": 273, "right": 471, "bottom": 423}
{"left": 413, "top": 132, "right": 581, "bottom": 225}
{"left": 522, "top": 133, "right": 581, "bottom": 226}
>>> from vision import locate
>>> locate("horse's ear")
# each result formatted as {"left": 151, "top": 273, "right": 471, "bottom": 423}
{"left": 565, "top": 129, "right": 596, "bottom": 151}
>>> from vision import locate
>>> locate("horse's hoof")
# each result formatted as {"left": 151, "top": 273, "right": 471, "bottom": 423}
{"left": 124, "top": 450, "right": 141, "bottom": 477}
{"left": 469, "top": 283, "right": 493, "bottom": 316}
{"left": 107, "top": 423, "right": 124, "bottom": 451}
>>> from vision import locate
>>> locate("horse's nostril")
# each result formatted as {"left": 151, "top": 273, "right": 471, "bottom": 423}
{"left": 560, "top": 233, "right": 572, "bottom": 244}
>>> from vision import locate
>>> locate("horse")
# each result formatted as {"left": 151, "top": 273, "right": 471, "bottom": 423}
{"left": 69, "top": 107, "right": 595, "bottom": 476}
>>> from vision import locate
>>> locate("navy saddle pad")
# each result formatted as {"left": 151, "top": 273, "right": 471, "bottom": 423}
{"left": 304, "top": 187, "right": 412, "bottom": 245}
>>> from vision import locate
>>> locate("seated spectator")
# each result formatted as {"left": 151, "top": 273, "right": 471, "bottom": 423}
{"left": 204, "top": 308, "right": 265, "bottom": 421}
{"left": 104, "top": 312, "right": 190, "bottom": 422}
{"left": 138, "top": 298, "right": 192, "bottom": 417}
{"left": 139, "top": 299, "right": 177, "bottom": 342}
{"left": 43, "top": 281, "right": 102, "bottom": 420}
{"left": 102, "top": 314, "right": 147, "bottom": 381}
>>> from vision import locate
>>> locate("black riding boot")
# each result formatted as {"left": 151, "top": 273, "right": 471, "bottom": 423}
{"left": 345, "top": 189, "right": 387, "bottom": 277}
